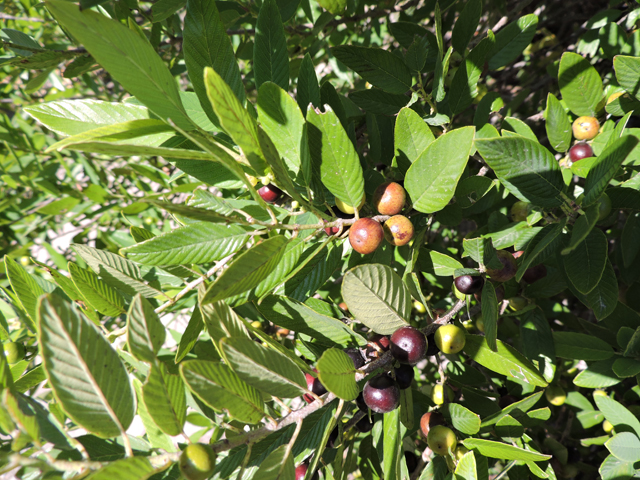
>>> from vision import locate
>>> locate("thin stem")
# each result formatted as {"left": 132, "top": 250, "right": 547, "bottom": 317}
{"left": 235, "top": 443, "right": 253, "bottom": 480}
{"left": 494, "top": 460, "right": 517, "bottom": 480}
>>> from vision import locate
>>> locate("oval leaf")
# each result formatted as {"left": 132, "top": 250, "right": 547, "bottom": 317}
{"left": 317, "top": 349, "right": 359, "bottom": 401}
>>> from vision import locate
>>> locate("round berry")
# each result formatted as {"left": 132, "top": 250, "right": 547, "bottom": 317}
{"left": 404, "top": 451, "right": 418, "bottom": 474}
{"left": 179, "top": 444, "right": 216, "bottom": 480}
{"left": 434, "top": 324, "right": 466, "bottom": 354}
{"left": 508, "top": 296, "right": 528, "bottom": 311}
{"left": 383, "top": 215, "right": 414, "bottom": 246}
{"left": 431, "top": 384, "right": 454, "bottom": 405}
{"left": 454, "top": 275, "right": 484, "bottom": 295}
{"left": 390, "top": 326, "right": 427, "bottom": 365}
{"left": 603, "top": 419, "right": 614, "bottom": 433}
{"left": 545, "top": 385, "right": 567, "bottom": 406}
{"left": 486, "top": 250, "right": 517, "bottom": 282}
{"left": 413, "top": 301, "right": 427, "bottom": 313}
{"left": 419, "top": 411, "right": 445, "bottom": 438}
{"left": 597, "top": 193, "right": 612, "bottom": 221}
{"left": 363, "top": 373, "right": 401, "bottom": 414}
{"left": 425, "top": 334, "right": 439, "bottom": 357}
{"left": 349, "top": 218, "right": 384, "bottom": 254}
{"left": 569, "top": 143, "right": 593, "bottom": 163}
{"left": 427, "top": 425, "right": 457, "bottom": 456}
{"left": 295, "top": 463, "right": 319, "bottom": 480}
{"left": 355, "top": 415, "right": 375, "bottom": 433}
{"left": 257, "top": 184, "right": 283, "bottom": 203}
{"left": 510, "top": 201, "right": 531, "bottom": 222}
{"left": 394, "top": 364, "right": 414, "bottom": 389}
{"left": 344, "top": 348, "right": 365, "bottom": 369}
{"left": 303, "top": 370, "right": 327, "bottom": 403}
{"left": 4, "top": 342, "right": 25, "bottom": 365}
{"left": 522, "top": 264, "right": 547, "bottom": 284}
{"left": 335, "top": 193, "right": 366, "bottom": 215}
{"left": 373, "top": 182, "right": 406, "bottom": 215}
{"left": 355, "top": 392, "right": 368, "bottom": 412}
{"left": 572, "top": 116, "right": 599, "bottom": 140}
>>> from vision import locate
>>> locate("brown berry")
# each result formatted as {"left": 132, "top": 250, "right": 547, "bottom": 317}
{"left": 373, "top": 181, "right": 406, "bottom": 215}
{"left": 486, "top": 251, "right": 517, "bottom": 282}
{"left": 419, "top": 411, "right": 445, "bottom": 438}
{"left": 349, "top": 218, "right": 384, "bottom": 254}
{"left": 383, "top": 215, "right": 414, "bottom": 246}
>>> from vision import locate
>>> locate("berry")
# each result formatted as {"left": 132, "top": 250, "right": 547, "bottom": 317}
{"left": 419, "top": 411, "right": 445, "bottom": 438}
{"left": 19, "top": 256, "right": 30, "bottom": 266}
{"left": 434, "top": 324, "right": 466, "bottom": 354}
{"left": 523, "top": 264, "right": 547, "bottom": 284}
{"left": 597, "top": 193, "right": 612, "bottom": 221}
{"left": 349, "top": 218, "right": 384, "bottom": 254}
{"left": 431, "top": 384, "right": 454, "bottom": 405}
{"left": 355, "top": 392, "right": 368, "bottom": 412}
{"left": 335, "top": 193, "right": 366, "bottom": 215}
{"left": 486, "top": 250, "right": 517, "bottom": 282}
{"left": 390, "top": 326, "right": 427, "bottom": 365}
{"left": 326, "top": 427, "right": 339, "bottom": 448}
{"left": 427, "top": 425, "right": 457, "bottom": 456}
{"left": 508, "top": 296, "right": 528, "bottom": 311}
{"left": 572, "top": 116, "right": 599, "bottom": 140}
{"left": 363, "top": 373, "right": 401, "bottom": 414}
{"left": 475, "top": 316, "right": 485, "bottom": 333}
{"left": 4, "top": 342, "right": 25, "bottom": 365}
{"left": 344, "top": 348, "right": 365, "bottom": 369}
{"left": 404, "top": 451, "right": 418, "bottom": 473}
{"left": 569, "top": 143, "right": 593, "bottom": 163}
{"left": 257, "top": 184, "right": 283, "bottom": 203}
{"left": 545, "top": 385, "right": 567, "bottom": 406}
{"left": 369, "top": 334, "right": 390, "bottom": 351}
{"left": 454, "top": 275, "right": 484, "bottom": 295}
{"left": 372, "top": 182, "right": 406, "bottom": 215}
{"left": 355, "top": 415, "right": 375, "bottom": 433}
{"left": 179, "top": 443, "right": 216, "bottom": 480}
{"left": 425, "top": 334, "right": 439, "bottom": 356}
{"left": 295, "top": 463, "right": 319, "bottom": 480}
{"left": 413, "top": 301, "right": 427, "bottom": 313}
{"left": 324, "top": 207, "right": 354, "bottom": 236}
{"left": 510, "top": 201, "right": 531, "bottom": 222}
{"left": 603, "top": 419, "right": 614, "bottom": 433}
{"left": 303, "top": 370, "right": 327, "bottom": 403}
{"left": 394, "top": 364, "right": 414, "bottom": 389}
{"left": 383, "top": 215, "right": 414, "bottom": 246}
{"left": 454, "top": 446, "right": 469, "bottom": 461}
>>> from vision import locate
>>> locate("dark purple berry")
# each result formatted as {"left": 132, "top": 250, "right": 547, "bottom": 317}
{"left": 569, "top": 143, "right": 593, "bottom": 163}
{"left": 344, "top": 348, "right": 365, "bottom": 369}
{"left": 258, "top": 184, "right": 283, "bottom": 203}
{"left": 394, "top": 364, "right": 414, "bottom": 389}
{"left": 404, "top": 451, "right": 418, "bottom": 474}
{"left": 363, "top": 373, "right": 400, "bottom": 414}
{"left": 454, "top": 275, "right": 484, "bottom": 295}
{"left": 355, "top": 415, "right": 375, "bottom": 433}
{"left": 390, "top": 326, "right": 427, "bottom": 365}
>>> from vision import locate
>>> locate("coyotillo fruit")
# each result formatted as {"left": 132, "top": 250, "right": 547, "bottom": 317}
{"left": 486, "top": 250, "right": 517, "bottom": 282}
{"left": 454, "top": 275, "right": 484, "bottom": 295}
{"left": 427, "top": 425, "right": 457, "bottom": 455}
{"left": 372, "top": 181, "right": 406, "bottom": 215}
{"left": 363, "top": 373, "right": 400, "bottom": 413}
{"left": 349, "top": 218, "right": 384, "bottom": 254}
{"left": 390, "top": 326, "right": 427, "bottom": 365}
{"left": 572, "top": 116, "right": 599, "bottom": 140}
{"left": 257, "top": 184, "right": 283, "bottom": 203}
{"left": 569, "top": 143, "right": 593, "bottom": 163}
{"left": 383, "top": 215, "right": 414, "bottom": 246}
{"left": 335, "top": 193, "right": 366, "bottom": 215}
{"left": 419, "top": 411, "right": 445, "bottom": 437}
{"left": 179, "top": 444, "right": 216, "bottom": 480}
{"left": 434, "top": 324, "right": 466, "bottom": 354}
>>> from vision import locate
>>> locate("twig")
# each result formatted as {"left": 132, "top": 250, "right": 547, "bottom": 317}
{"left": 154, "top": 254, "right": 234, "bottom": 314}
{"left": 410, "top": 445, "right": 432, "bottom": 480}
{"left": 0, "top": 13, "right": 45, "bottom": 22}
{"left": 494, "top": 460, "right": 517, "bottom": 480}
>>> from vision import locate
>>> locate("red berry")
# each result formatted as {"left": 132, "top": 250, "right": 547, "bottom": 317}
{"left": 258, "top": 184, "right": 283, "bottom": 203}
{"left": 369, "top": 334, "right": 391, "bottom": 351}
{"left": 419, "top": 411, "right": 445, "bottom": 438}
{"left": 303, "top": 369, "right": 326, "bottom": 403}
{"left": 454, "top": 275, "right": 484, "bottom": 295}
{"left": 390, "top": 326, "right": 427, "bottom": 365}
{"left": 363, "top": 373, "right": 400, "bottom": 414}
{"left": 372, "top": 181, "right": 406, "bottom": 215}
{"left": 295, "top": 463, "right": 319, "bottom": 480}
{"left": 349, "top": 218, "right": 384, "bottom": 254}
{"left": 383, "top": 215, "right": 414, "bottom": 246}
{"left": 569, "top": 143, "right": 593, "bottom": 163}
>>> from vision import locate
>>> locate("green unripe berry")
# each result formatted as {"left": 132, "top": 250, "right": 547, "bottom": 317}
{"left": 427, "top": 425, "right": 457, "bottom": 456}
{"left": 179, "top": 443, "right": 216, "bottom": 480}
{"left": 4, "top": 342, "right": 25, "bottom": 365}
{"left": 545, "top": 385, "right": 566, "bottom": 406}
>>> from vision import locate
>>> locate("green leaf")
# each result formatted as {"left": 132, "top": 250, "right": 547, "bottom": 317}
{"left": 488, "top": 14, "right": 538, "bottom": 70}
{"left": 449, "top": 33, "right": 494, "bottom": 115}
{"left": 615, "top": 56, "right": 640, "bottom": 102}
{"left": 432, "top": 46, "right": 453, "bottom": 102}
{"left": 203, "top": 66, "right": 269, "bottom": 176}
{"left": 68, "top": 263, "right": 126, "bottom": 317}
{"left": 4, "top": 256, "right": 41, "bottom": 331}
{"left": 561, "top": 205, "right": 600, "bottom": 254}
{"left": 180, "top": 360, "right": 264, "bottom": 424}
{"left": 475, "top": 136, "right": 565, "bottom": 208}
{"left": 127, "top": 295, "right": 165, "bottom": 363}
{"left": 455, "top": 451, "right": 478, "bottom": 480}
{"left": 317, "top": 348, "right": 358, "bottom": 400}
{"left": 446, "top": 403, "right": 481, "bottom": 435}
{"left": 24, "top": 99, "right": 153, "bottom": 137}
{"left": 462, "top": 439, "right": 551, "bottom": 462}
{"left": 256, "top": 296, "right": 366, "bottom": 347}
{"left": 520, "top": 308, "right": 556, "bottom": 383}
{"left": 332, "top": 45, "right": 412, "bottom": 94}
{"left": 405, "top": 35, "right": 428, "bottom": 72}
{"left": 252, "top": 444, "right": 295, "bottom": 480}
{"left": 583, "top": 135, "right": 639, "bottom": 207}
{"left": 558, "top": 52, "right": 604, "bottom": 116}
{"left": 561, "top": 228, "right": 608, "bottom": 294}
{"left": 613, "top": 357, "right": 640, "bottom": 377}
{"left": 254, "top": 0, "right": 289, "bottom": 90}
{"left": 599, "top": 454, "right": 635, "bottom": 480}
{"left": 424, "top": 250, "right": 463, "bottom": 276}
{"left": 495, "top": 415, "right": 524, "bottom": 439}
{"left": 306, "top": 105, "right": 365, "bottom": 209}
{"left": 349, "top": 89, "right": 409, "bottom": 116}
{"left": 183, "top": 0, "right": 245, "bottom": 126}
{"left": 383, "top": 408, "right": 403, "bottom": 480}
{"left": 175, "top": 307, "right": 203, "bottom": 363}
{"left": 201, "top": 235, "right": 289, "bottom": 305}
{"left": 573, "top": 358, "right": 622, "bottom": 388}
{"left": 121, "top": 223, "right": 249, "bottom": 266}
{"left": 582, "top": 260, "right": 618, "bottom": 321}
{"left": 405, "top": 126, "right": 475, "bottom": 213}
{"left": 553, "top": 331, "right": 614, "bottom": 361}
{"left": 394, "top": 107, "right": 435, "bottom": 173}
{"left": 481, "top": 281, "right": 498, "bottom": 351}
{"left": 72, "top": 244, "right": 162, "bottom": 298}
{"left": 84, "top": 457, "right": 157, "bottom": 480}
{"left": 37, "top": 295, "right": 134, "bottom": 438}
{"left": 451, "top": 0, "right": 482, "bottom": 54}
{"left": 297, "top": 53, "right": 321, "bottom": 115}
{"left": 606, "top": 432, "right": 640, "bottom": 463}
{"left": 200, "top": 299, "right": 250, "bottom": 343}
{"left": 142, "top": 362, "right": 186, "bottom": 436}
{"left": 221, "top": 337, "right": 306, "bottom": 398}
{"left": 622, "top": 212, "right": 640, "bottom": 267}
{"left": 45, "top": 0, "right": 193, "bottom": 131}
{"left": 464, "top": 335, "right": 548, "bottom": 387}
{"left": 516, "top": 221, "right": 565, "bottom": 281}
{"left": 593, "top": 394, "right": 640, "bottom": 438}
{"left": 341, "top": 264, "right": 411, "bottom": 335}
{"left": 544, "top": 93, "right": 572, "bottom": 153}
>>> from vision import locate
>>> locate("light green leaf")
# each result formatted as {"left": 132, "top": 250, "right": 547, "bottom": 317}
{"left": 558, "top": 52, "right": 604, "bottom": 116}
{"left": 446, "top": 403, "right": 481, "bottom": 435}
{"left": 593, "top": 394, "right": 640, "bottom": 438}
{"left": 394, "top": 107, "right": 435, "bottom": 174}
{"left": 544, "top": 93, "right": 572, "bottom": 153}
{"left": 252, "top": 444, "right": 295, "bottom": 480}
{"left": 4, "top": 255, "right": 41, "bottom": 331}
{"left": 615, "top": 55, "right": 640, "bottom": 102}
{"left": 317, "top": 349, "right": 358, "bottom": 401}
{"left": 174, "top": 308, "right": 204, "bottom": 364}
{"left": 424, "top": 250, "right": 463, "bottom": 276}
{"left": 142, "top": 363, "right": 186, "bottom": 436}
{"left": 121, "top": 223, "right": 249, "bottom": 266}
{"left": 45, "top": 0, "right": 193, "bottom": 131}
{"left": 84, "top": 457, "right": 157, "bottom": 480}
{"left": 220, "top": 337, "right": 306, "bottom": 398}
{"left": 455, "top": 451, "right": 478, "bottom": 480}
{"left": 573, "top": 358, "right": 622, "bottom": 388}
{"left": 606, "top": 432, "right": 640, "bottom": 463}
{"left": 180, "top": 360, "right": 264, "bottom": 424}
{"left": 341, "top": 264, "right": 411, "bottom": 335}
{"left": 37, "top": 295, "right": 134, "bottom": 438}
{"left": 127, "top": 295, "right": 165, "bottom": 363}
{"left": 599, "top": 454, "right": 634, "bottom": 480}
{"left": 462, "top": 438, "right": 551, "bottom": 461}
{"left": 383, "top": 408, "right": 403, "bottom": 480}
{"left": 405, "top": 126, "right": 475, "bottom": 213}
{"left": 68, "top": 263, "right": 126, "bottom": 317}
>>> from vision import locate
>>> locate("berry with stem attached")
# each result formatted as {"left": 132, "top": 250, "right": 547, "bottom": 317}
{"left": 4, "top": 342, "right": 25, "bottom": 365}
{"left": 390, "top": 326, "right": 427, "bottom": 365}
{"left": 431, "top": 384, "right": 454, "bottom": 405}
{"left": 383, "top": 215, "right": 414, "bottom": 246}
{"left": 363, "top": 373, "right": 401, "bottom": 413}
{"left": 349, "top": 218, "right": 384, "bottom": 254}
{"left": 295, "top": 463, "right": 319, "bottom": 480}
{"left": 545, "top": 385, "right": 567, "bottom": 406}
